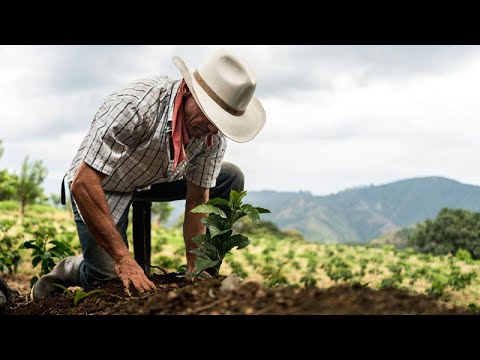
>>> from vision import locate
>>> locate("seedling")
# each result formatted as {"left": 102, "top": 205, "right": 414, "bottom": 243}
{"left": 22, "top": 237, "right": 74, "bottom": 281}
{"left": 189, "top": 190, "right": 270, "bottom": 278}
{"left": 53, "top": 284, "right": 105, "bottom": 306}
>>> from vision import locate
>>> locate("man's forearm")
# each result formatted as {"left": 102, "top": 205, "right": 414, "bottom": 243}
{"left": 183, "top": 202, "right": 207, "bottom": 267}
{"left": 183, "top": 180, "right": 210, "bottom": 270}
{"left": 71, "top": 170, "right": 130, "bottom": 262}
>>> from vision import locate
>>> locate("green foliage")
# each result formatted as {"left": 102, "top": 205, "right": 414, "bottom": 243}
{"left": 300, "top": 274, "right": 317, "bottom": 287}
{"left": 426, "top": 274, "right": 449, "bottom": 298}
{"left": 152, "top": 255, "right": 182, "bottom": 271}
{"left": 0, "top": 201, "right": 19, "bottom": 211}
{"left": 189, "top": 190, "right": 270, "bottom": 278}
{"left": 0, "top": 171, "right": 19, "bottom": 201}
{"left": 408, "top": 208, "right": 480, "bottom": 259}
{"left": 16, "top": 156, "right": 48, "bottom": 215}
{"left": 151, "top": 202, "right": 174, "bottom": 226}
{"left": 455, "top": 249, "right": 473, "bottom": 263}
{"left": 322, "top": 256, "right": 353, "bottom": 283}
{"left": 53, "top": 284, "right": 104, "bottom": 306}
{"left": 261, "top": 262, "right": 289, "bottom": 288}
{"left": 0, "top": 235, "right": 21, "bottom": 274}
{"left": 468, "top": 303, "right": 479, "bottom": 313}
{"left": 0, "top": 219, "right": 21, "bottom": 273}
{"left": 22, "top": 237, "right": 74, "bottom": 278}
{"left": 447, "top": 266, "right": 477, "bottom": 291}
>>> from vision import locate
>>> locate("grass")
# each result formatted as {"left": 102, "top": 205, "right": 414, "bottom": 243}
{"left": 2, "top": 200, "right": 480, "bottom": 310}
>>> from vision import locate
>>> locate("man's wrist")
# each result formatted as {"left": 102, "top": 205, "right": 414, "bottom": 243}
{"left": 113, "top": 249, "right": 131, "bottom": 263}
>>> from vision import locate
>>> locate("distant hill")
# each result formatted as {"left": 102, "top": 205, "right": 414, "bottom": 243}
{"left": 166, "top": 177, "right": 480, "bottom": 243}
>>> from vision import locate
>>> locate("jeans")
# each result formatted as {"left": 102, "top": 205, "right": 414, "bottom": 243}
{"left": 73, "top": 162, "right": 244, "bottom": 288}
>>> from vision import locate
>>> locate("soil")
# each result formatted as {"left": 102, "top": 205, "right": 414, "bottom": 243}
{"left": 3, "top": 273, "right": 474, "bottom": 315}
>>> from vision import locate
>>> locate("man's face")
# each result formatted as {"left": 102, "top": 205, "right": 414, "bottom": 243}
{"left": 183, "top": 93, "right": 219, "bottom": 139}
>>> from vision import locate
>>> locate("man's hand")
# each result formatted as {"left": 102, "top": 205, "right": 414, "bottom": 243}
{"left": 114, "top": 254, "right": 156, "bottom": 293}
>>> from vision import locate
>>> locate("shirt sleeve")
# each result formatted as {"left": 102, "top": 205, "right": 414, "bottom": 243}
{"left": 81, "top": 97, "right": 145, "bottom": 176}
{"left": 185, "top": 133, "right": 227, "bottom": 188}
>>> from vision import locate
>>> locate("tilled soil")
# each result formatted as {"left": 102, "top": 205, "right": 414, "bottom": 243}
{"left": 4, "top": 273, "right": 473, "bottom": 315}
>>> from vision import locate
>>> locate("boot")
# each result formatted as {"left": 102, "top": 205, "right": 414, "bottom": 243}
{"left": 31, "top": 255, "right": 83, "bottom": 302}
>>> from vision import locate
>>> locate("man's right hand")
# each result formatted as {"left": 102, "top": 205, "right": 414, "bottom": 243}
{"left": 114, "top": 254, "right": 156, "bottom": 293}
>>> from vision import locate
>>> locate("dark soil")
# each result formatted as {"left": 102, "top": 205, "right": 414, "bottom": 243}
{"left": 4, "top": 273, "right": 473, "bottom": 315}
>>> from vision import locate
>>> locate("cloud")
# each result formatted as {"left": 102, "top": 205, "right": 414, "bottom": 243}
{"left": 2, "top": 45, "right": 480, "bottom": 198}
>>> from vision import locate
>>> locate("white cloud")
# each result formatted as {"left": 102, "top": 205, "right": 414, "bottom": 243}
{"left": 2, "top": 45, "right": 480, "bottom": 197}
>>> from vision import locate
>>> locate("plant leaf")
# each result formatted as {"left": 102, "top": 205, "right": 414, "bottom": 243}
{"left": 32, "top": 256, "right": 42, "bottom": 268}
{"left": 53, "top": 283, "right": 75, "bottom": 298}
{"left": 22, "top": 240, "right": 41, "bottom": 251}
{"left": 201, "top": 215, "right": 228, "bottom": 236}
{"left": 192, "top": 234, "right": 209, "bottom": 246}
{"left": 194, "top": 257, "right": 219, "bottom": 277}
{"left": 255, "top": 207, "right": 271, "bottom": 214}
{"left": 231, "top": 209, "right": 247, "bottom": 225}
{"left": 191, "top": 205, "right": 227, "bottom": 218}
{"left": 74, "top": 291, "right": 88, "bottom": 306}
{"left": 229, "top": 190, "right": 247, "bottom": 208}
{"left": 241, "top": 204, "right": 260, "bottom": 225}
{"left": 229, "top": 234, "right": 251, "bottom": 250}
{"left": 74, "top": 289, "right": 104, "bottom": 306}
{"left": 206, "top": 198, "right": 230, "bottom": 208}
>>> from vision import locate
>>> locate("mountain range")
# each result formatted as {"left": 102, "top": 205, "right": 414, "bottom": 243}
{"left": 166, "top": 177, "right": 480, "bottom": 243}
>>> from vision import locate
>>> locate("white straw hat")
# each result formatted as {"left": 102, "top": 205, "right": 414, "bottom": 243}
{"left": 172, "top": 49, "right": 266, "bottom": 143}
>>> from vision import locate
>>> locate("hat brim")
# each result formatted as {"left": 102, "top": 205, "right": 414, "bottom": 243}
{"left": 173, "top": 55, "right": 266, "bottom": 143}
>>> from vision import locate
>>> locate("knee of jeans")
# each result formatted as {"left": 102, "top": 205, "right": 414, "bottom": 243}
{"left": 81, "top": 251, "right": 116, "bottom": 286}
{"left": 222, "top": 162, "right": 245, "bottom": 191}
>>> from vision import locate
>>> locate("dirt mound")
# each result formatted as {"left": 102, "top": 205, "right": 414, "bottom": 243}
{"left": 4, "top": 273, "right": 472, "bottom": 315}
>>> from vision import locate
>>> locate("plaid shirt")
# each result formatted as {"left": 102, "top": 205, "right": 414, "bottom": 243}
{"left": 66, "top": 76, "right": 227, "bottom": 224}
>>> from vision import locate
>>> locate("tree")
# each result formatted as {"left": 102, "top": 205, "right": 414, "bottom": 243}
{"left": 408, "top": 208, "right": 480, "bottom": 259}
{"left": 0, "top": 140, "right": 18, "bottom": 201}
{"left": 16, "top": 156, "right": 48, "bottom": 215}
{"left": 151, "top": 202, "right": 173, "bottom": 226}
{"left": 0, "top": 170, "right": 18, "bottom": 201}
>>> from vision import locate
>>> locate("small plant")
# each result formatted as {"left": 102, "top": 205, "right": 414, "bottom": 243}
{"left": 53, "top": 284, "right": 104, "bottom": 306}
{"left": 300, "top": 274, "right": 317, "bottom": 288}
{"left": 455, "top": 249, "right": 473, "bottom": 264}
{"left": 0, "top": 235, "right": 21, "bottom": 274}
{"left": 261, "top": 261, "right": 289, "bottom": 288}
{"left": 322, "top": 256, "right": 353, "bottom": 284}
{"left": 22, "top": 237, "right": 74, "bottom": 287}
{"left": 468, "top": 303, "right": 479, "bottom": 313}
{"left": 189, "top": 190, "right": 270, "bottom": 278}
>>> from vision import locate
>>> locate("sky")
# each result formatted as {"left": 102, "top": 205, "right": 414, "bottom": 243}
{"left": 1, "top": 45, "right": 480, "bottom": 198}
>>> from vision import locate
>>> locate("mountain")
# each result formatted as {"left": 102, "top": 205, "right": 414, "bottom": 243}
{"left": 166, "top": 177, "right": 480, "bottom": 243}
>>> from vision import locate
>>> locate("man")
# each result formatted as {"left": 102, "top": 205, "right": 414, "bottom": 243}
{"left": 31, "top": 48, "right": 266, "bottom": 301}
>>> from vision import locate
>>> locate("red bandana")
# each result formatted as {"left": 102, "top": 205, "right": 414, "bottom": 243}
{"left": 171, "top": 81, "right": 214, "bottom": 171}
{"left": 171, "top": 81, "right": 190, "bottom": 171}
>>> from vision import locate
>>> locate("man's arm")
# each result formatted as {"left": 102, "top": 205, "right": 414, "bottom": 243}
{"left": 71, "top": 161, "right": 155, "bottom": 293}
{"left": 184, "top": 180, "right": 210, "bottom": 275}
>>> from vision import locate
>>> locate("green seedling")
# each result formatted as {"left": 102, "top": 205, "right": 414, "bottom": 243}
{"left": 189, "top": 190, "right": 270, "bottom": 278}
{"left": 22, "top": 237, "right": 74, "bottom": 279}
{"left": 53, "top": 284, "right": 105, "bottom": 306}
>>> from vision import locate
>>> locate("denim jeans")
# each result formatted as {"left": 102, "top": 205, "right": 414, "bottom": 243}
{"left": 73, "top": 162, "right": 244, "bottom": 288}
